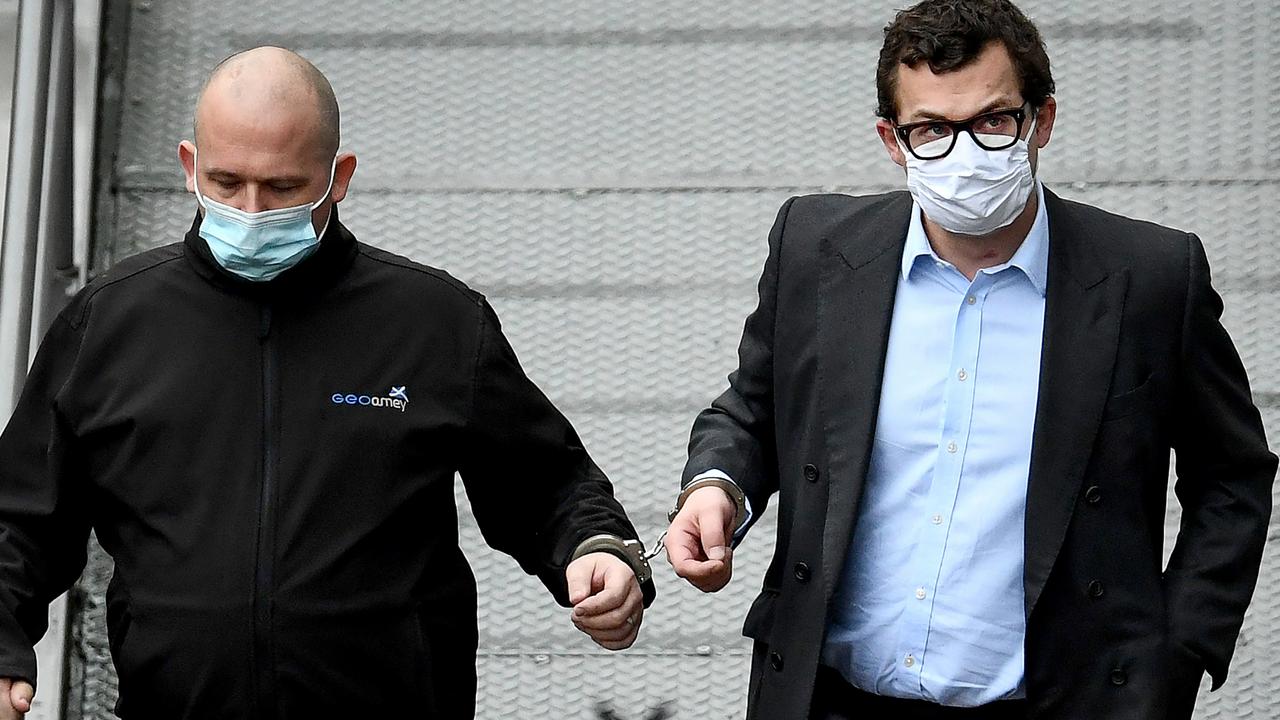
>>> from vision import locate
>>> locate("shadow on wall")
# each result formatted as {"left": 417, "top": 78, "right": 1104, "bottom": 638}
{"left": 596, "top": 701, "right": 675, "bottom": 719}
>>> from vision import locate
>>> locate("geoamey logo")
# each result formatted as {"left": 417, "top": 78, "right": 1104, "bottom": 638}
{"left": 331, "top": 386, "right": 409, "bottom": 413}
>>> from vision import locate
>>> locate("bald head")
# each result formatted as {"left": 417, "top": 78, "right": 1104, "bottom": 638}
{"left": 194, "top": 46, "right": 340, "bottom": 158}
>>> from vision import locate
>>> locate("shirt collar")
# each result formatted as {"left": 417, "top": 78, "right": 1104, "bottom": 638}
{"left": 901, "top": 181, "right": 1050, "bottom": 296}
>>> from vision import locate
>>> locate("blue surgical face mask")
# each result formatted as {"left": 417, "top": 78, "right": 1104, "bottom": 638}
{"left": 194, "top": 150, "right": 338, "bottom": 281}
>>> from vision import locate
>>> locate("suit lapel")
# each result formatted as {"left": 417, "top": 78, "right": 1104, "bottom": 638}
{"left": 1023, "top": 189, "right": 1128, "bottom": 618}
{"left": 819, "top": 194, "right": 912, "bottom": 601}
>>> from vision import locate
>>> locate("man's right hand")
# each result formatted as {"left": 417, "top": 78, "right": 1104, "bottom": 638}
{"left": 665, "top": 486, "right": 737, "bottom": 592}
{"left": 0, "top": 677, "right": 33, "bottom": 719}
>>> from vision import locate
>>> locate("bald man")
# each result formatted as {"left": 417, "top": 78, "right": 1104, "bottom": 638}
{"left": 0, "top": 47, "right": 654, "bottom": 719}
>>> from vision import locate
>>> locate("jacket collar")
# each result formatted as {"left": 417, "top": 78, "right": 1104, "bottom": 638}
{"left": 182, "top": 204, "right": 359, "bottom": 299}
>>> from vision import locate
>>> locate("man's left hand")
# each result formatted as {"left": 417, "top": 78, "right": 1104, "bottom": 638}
{"left": 566, "top": 552, "right": 644, "bottom": 650}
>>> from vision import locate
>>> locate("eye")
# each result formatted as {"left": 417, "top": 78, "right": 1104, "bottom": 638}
{"left": 269, "top": 183, "right": 302, "bottom": 193}
{"left": 213, "top": 178, "right": 240, "bottom": 191}
{"left": 978, "top": 113, "right": 1017, "bottom": 134}
{"left": 924, "top": 123, "right": 949, "bottom": 137}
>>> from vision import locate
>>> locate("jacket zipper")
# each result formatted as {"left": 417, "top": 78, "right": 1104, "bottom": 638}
{"left": 253, "top": 303, "right": 278, "bottom": 717}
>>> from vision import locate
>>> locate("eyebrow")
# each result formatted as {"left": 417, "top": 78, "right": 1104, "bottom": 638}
{"left": 204, "top": 168, "right": 312, "bottom": 185}
{"left": 906, "top": 98, "right": 1023, "bottom": 123}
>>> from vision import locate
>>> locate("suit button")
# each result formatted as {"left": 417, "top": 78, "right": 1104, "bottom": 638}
{"left": 1085, "top": 486, "right": 1102, "bottom": 504}
{"left": 1110, "top": 669, "right": 1127, "bottom": 686}
{"left": 803, "top": 464, "right": 819, "bottom": 482}
{"left": 1088, "top": 580, "right": 1105, "bottom": 598}
{"left": 770, "top": 652, "right": 785, "bottom": 671}
{"left": 794, "top": 562, "right": 811, "bottom": 583}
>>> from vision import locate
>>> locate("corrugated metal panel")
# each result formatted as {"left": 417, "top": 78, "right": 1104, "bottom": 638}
{"left": 70, "top": 0, "right": 1280, "bottom": 717}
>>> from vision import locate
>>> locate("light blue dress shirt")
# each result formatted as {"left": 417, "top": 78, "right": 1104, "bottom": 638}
{"left": 820, "top": 183, "right": 1050, "bottom": 707}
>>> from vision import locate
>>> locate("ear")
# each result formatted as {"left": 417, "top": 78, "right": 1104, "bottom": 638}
{"left": 330, "top": 151, "right": 358, "bottom": 204}
{"left": 1031, "top": 96, "right": 1056, "bottom": 149}
{"left": 178, "top": 141, "right": 198, "bottom": 193}
{"left": 876, "top": 119, "right": 907, "bottom": 168}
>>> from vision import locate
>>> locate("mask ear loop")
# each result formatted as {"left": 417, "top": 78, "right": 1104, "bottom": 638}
{"left": 192, "top": 147, "right": 212, "bottom": 211}
{"left": 310, "top": 157, "right": 339, "bottom": 210}
{"left": 1022, "top": 112, "right": 1039, "bottom": 148}
{"left": 311, "top": 156, "right": 340, "bottom": 240}
{"left": 1021, "top": 111, "right": 1040, "bottom": 182}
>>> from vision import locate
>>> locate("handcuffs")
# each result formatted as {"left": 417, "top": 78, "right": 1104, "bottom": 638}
{"left": 571, "top": 534, "right": 654, "bottom": 586}
{"left": 668, "top": 476, "right": 749, "bottom": 535}
{"left": 569, "top": 477, "right": 748, "bottom": 606}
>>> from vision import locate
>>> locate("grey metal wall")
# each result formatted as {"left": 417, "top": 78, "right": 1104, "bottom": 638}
{"left": 69, "top": 1, "right": 1280, "bottom": 718}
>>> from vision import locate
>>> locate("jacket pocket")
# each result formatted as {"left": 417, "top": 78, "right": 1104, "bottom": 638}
{"left": 1101, "top": 372, "right": 1156, "bottom": 422}
{"left": 742, "top": 587, "right": 780, "bottom": 641}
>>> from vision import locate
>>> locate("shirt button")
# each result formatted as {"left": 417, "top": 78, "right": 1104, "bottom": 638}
{"left": 904, "top": 654, "right": 916, "bottom": 668}
{"left": 931, "top": 514, "right": 943, "bottom": 525}
{"left": 957, "top": 368, "right": 968, "bottom": 381}
{"left": 915, "top": 587, "right": 927, "bottom": 600}
{"left": 770, "top": 651, "right": 785, "bottom": 671}
{"left": 967, "top": 295, "right": 977, "bottom": 305}
{"left": 803, "top": 464, "right": 820, "bottom": 483}
{"left": 794, "top": 562, "right": 811, "bottom": 583}
{"left": 946, "top": 441, "right": 958, "bottom": 454}
{"left": 1088, "top": 580, "right": 1106, "bottom": 599}
{"left": 1085, "top": 486, "right": 1103, "bottom": 504}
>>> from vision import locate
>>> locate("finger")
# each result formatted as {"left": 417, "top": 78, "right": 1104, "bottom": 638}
{"left": 664, "top": 520, "right": 704, "bottom": 566}
{"left": 574, "top": 582, "right": 643, "bottom": 630}
{"left": 8, "top": 680, "right": 32, "bottom": 714}
{"left": 573, "top": 606, "right": 640, "bottom": 643}
{"left": 681, "top": 556, "right": 733, "bottom": 593}
{"left": 666, "top": 508, "right": 735, "bottom": 590}
{"left": 565, "top": 559, "right": 594, "bottom": 606}
{"left": 671, "top": 550, "right": 727, "bottom": 581}
{"left": 694, "top": 566, "right": 733, "bottom": 593}
{"left": 699, "top": 507, "right": 731, "bottom": 562}
{"left": 577, "top": 619, "right": 636, "bottom": 643}
{"left": 595, "top": 623, "right": 641, "bottom": 651}
{"left": 580, "top": 608, "right": 642, "bottom": 646}
{"left": 573, "top": 561, "right": 635, "bottom": 616}
{"left": 666, "top": 512, "right": 718, "bottom": 567}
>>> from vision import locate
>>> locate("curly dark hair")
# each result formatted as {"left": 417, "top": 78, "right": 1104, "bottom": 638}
{"left": 876, "top": 0, "right": 1054, "bottom": 121}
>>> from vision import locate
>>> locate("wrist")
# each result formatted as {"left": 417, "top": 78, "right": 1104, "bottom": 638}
{"left": 688, "top": 485, "right": 735, "bottom": 514}
{"left": 671, "top": 477, "right": 748, "bottom": 533}
{"left": 570, "top": 534, "right": 653, "bottom": 586}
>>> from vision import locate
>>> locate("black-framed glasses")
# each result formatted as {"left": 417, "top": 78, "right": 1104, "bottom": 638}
{"left": 894, "top": 106, "right": 1032, "bottom": 160}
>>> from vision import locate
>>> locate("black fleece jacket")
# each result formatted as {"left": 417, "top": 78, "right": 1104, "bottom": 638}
{"left": 0, "top": 208, "right": 651, "bottom": 719}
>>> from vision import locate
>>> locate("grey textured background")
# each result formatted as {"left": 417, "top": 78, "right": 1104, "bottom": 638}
{"left": 0, "top": 0, "right": 15, "bottom": 244}
{"left": 60, "top": 0, "right": 1280, "bottom": 718}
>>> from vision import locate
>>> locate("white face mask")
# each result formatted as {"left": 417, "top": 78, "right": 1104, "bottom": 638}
{"left": 899, "top": 116, "right": 1038, "bottom": 236}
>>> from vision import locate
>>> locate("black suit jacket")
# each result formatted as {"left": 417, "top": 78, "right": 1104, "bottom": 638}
{"left": 684, "top": 190, "right": 1276, "bottom": 719}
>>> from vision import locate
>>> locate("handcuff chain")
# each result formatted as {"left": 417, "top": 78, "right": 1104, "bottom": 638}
{"left": 642, "top": 530, "right": 668, "bottom": 561}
